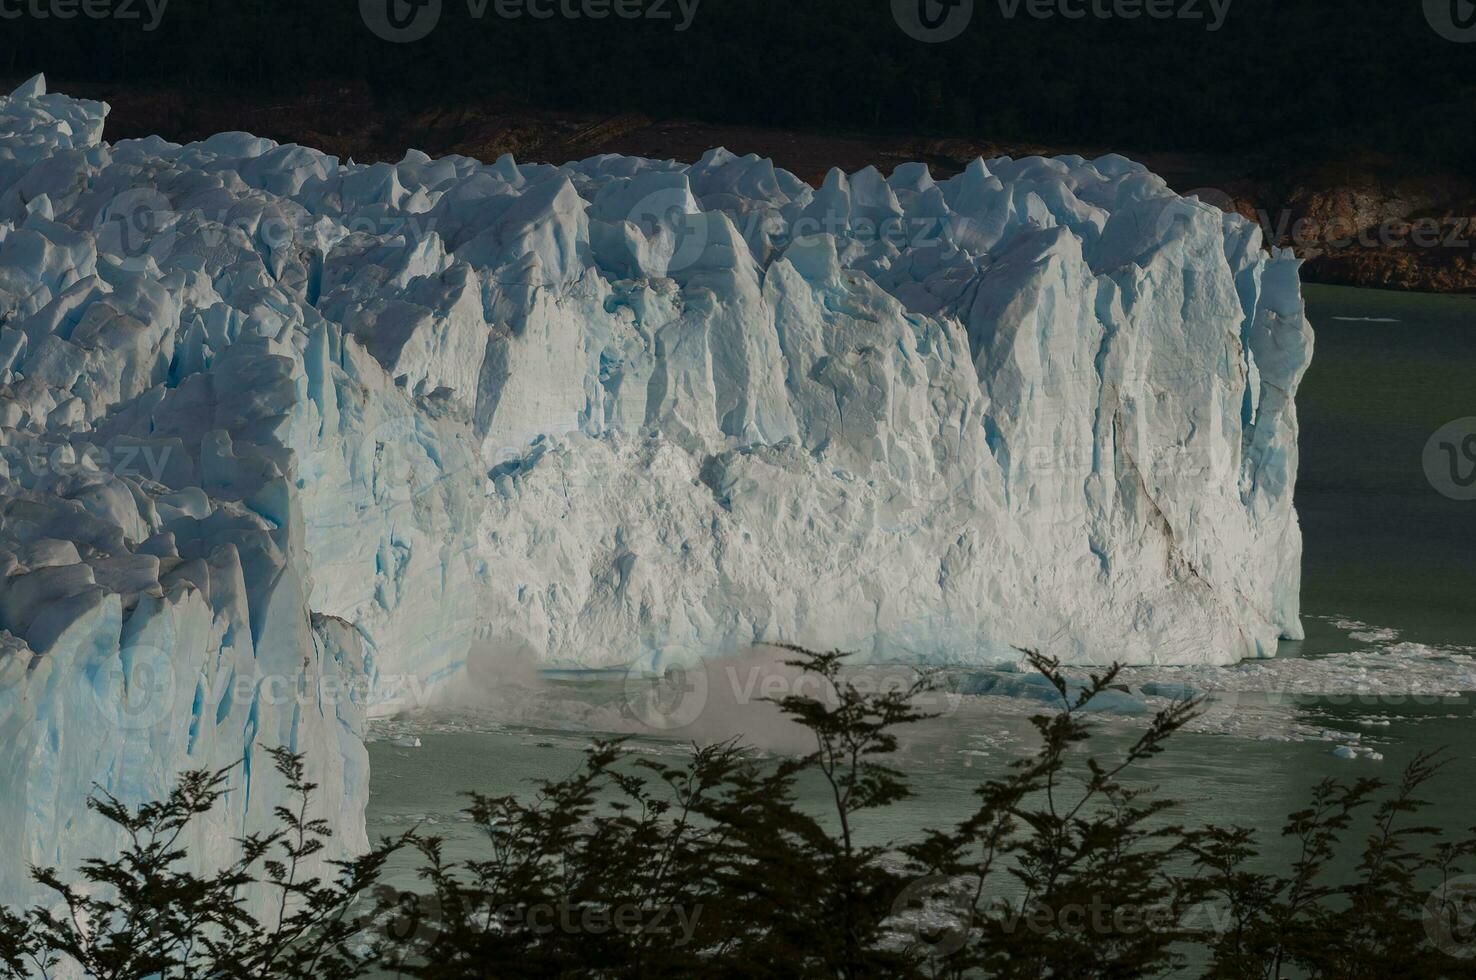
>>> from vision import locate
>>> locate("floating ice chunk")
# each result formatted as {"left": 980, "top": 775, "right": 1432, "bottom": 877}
{"left": 955, "top": 671, "right": 1149, "bottom": 715}
{"left": 1139, "top": 681, "right": 1199, "bottom": 700}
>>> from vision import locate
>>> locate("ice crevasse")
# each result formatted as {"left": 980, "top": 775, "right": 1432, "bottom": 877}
{"left": 0, "top": 76, "right": 1312, "bottom": 899}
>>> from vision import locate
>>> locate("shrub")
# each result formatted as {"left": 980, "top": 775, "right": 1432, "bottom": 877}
{"left": 1, "top": 647, "right": 1472, "bottom": 978}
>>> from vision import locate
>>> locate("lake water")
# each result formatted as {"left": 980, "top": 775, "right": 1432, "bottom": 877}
{"left": 366, "top": 284, "right": 1476, "bottom": 881}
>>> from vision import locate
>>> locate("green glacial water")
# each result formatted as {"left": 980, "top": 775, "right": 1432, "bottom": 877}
{"left": 366, "top": 284, "right": 1476, "bottom": 886}
{"left": 1295, "top": 285, "right": 1476, "bottom": 650}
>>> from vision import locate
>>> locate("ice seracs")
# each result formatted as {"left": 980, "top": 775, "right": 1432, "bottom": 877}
{"left": 0, "top": 75, "right": 1312, "bottom": 903}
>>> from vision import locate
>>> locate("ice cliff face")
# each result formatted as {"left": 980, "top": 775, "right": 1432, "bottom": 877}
{"left": 0, "top": 75, "right": 1311, "bottom": 901}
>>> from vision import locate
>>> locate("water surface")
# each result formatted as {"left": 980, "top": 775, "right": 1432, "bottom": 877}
{"left": 367, "top": 284, "right": 1476, "bottom": 877}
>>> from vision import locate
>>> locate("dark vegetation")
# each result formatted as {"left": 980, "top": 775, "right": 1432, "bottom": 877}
{"left": 1, "top": 647, "right": 1474, "bottom": 978}
{"left": 3, "top": 0, "right": 1474, "bottom": 173}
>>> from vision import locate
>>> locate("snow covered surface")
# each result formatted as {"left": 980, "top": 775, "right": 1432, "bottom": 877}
{"left": 0, "top": 75, "right": 1313, "bottom": 902}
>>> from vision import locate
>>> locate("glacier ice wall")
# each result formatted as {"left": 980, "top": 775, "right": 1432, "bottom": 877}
{"left": 0, "top": 75, "right": 1311, "bottom": 901}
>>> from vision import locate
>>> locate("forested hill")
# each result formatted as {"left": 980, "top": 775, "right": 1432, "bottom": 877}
{"left": 4, "top": 0, "right": 1473, "bottom": 171}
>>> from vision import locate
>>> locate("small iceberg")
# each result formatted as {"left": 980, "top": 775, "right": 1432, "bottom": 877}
{"left": 953, "top": 671, "right": 1149, "bottom": 715}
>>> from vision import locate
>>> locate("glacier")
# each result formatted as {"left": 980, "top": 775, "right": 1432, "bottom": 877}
{"left": 0, "top": 75, "right": 1312, "bottom": 902}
